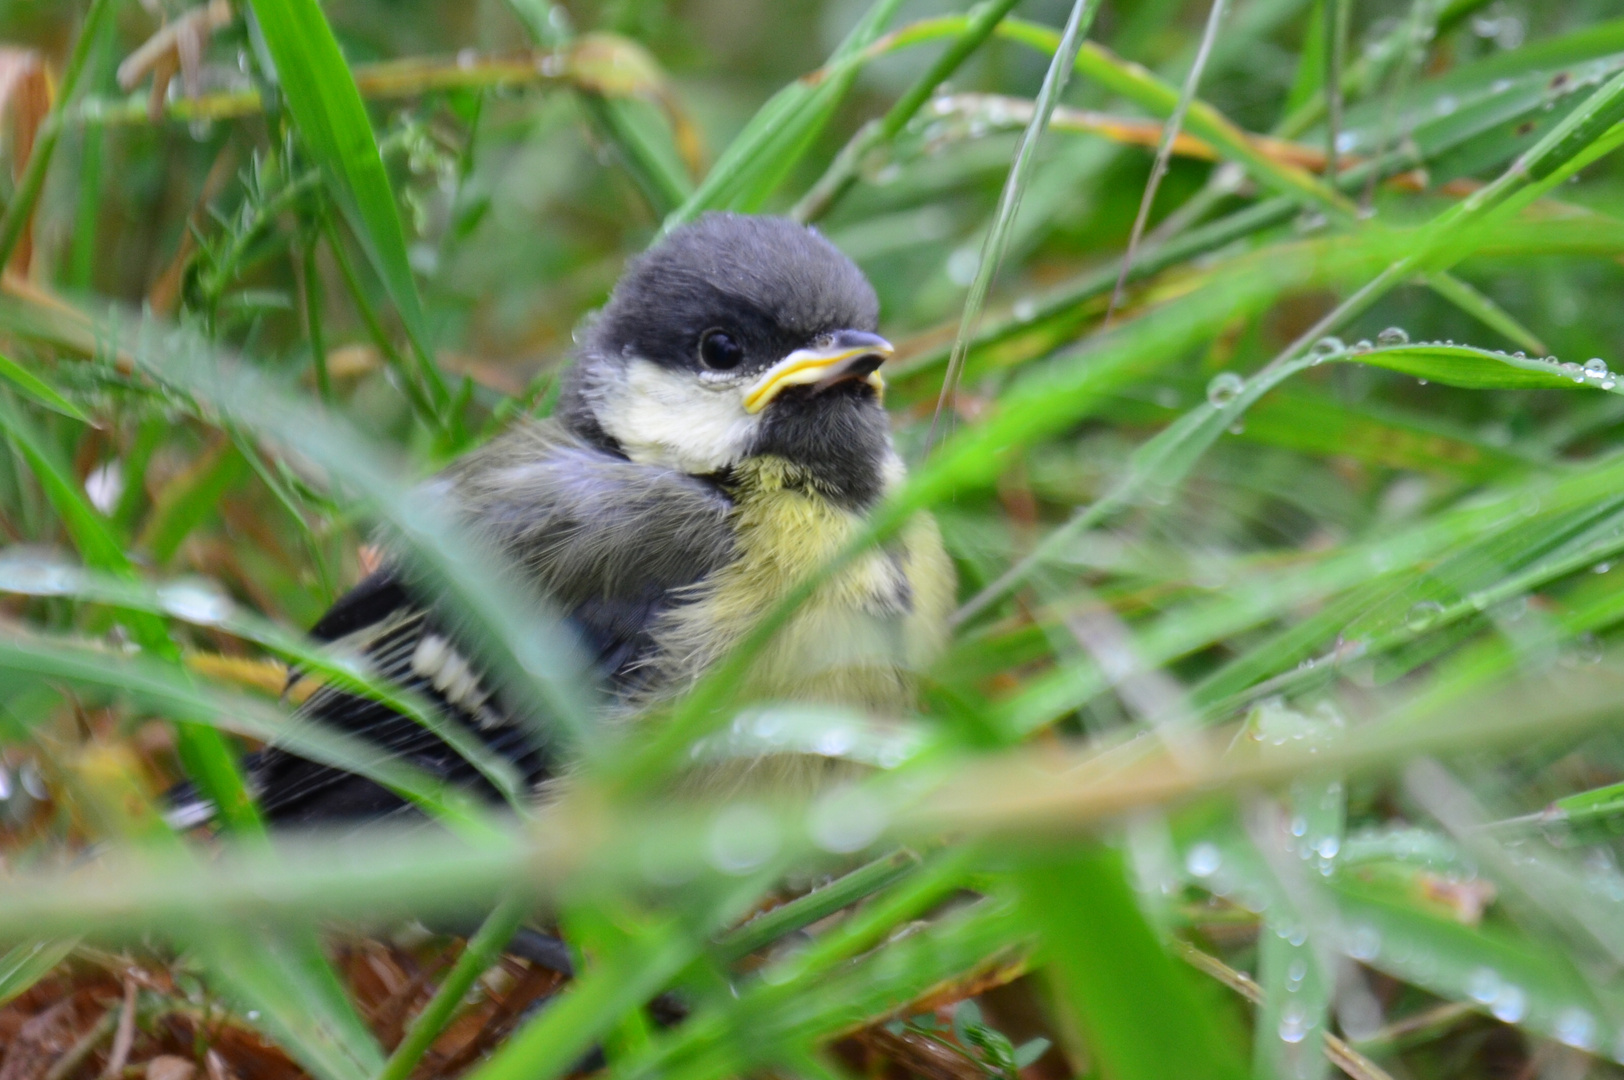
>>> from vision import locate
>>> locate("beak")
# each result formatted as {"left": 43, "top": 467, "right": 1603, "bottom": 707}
{"left": 742, "top": 330, "right": 892, "bottom": 414}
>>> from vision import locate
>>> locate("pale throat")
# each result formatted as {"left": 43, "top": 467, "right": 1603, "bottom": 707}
{"left": 595, "top": 358, "right": 759, "bottom": 475}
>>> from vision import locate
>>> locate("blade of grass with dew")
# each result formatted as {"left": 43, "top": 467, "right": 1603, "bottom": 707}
{"left": 243, "top": 0, "right": 450, "bottom": 419}
{"left": 995, "top": 452, "right": 1624, "bottom": 734}
{"left": 959, "top": 72, "right": 1624, "bottom": 624}
{"left": 927, "top": 0, "right": 1104, "bottom": 449}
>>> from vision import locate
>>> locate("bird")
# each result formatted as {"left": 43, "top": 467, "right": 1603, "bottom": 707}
{"left": 169, "top": 211, "right": 956, "bottom": 831}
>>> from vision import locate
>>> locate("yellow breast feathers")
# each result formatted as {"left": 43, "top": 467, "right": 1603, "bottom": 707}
{"left": 642, "top": 455, "right": 955, "bottom": 717}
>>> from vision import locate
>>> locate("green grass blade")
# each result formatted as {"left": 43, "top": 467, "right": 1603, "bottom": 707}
{"left": 0, "top": 353, "right": 88, "bottom": 421}
{"left": 243, "top": 0, "right": 450, "bottom": 413}
{"left": 0, "top": 939, "right": 79, "bottom": 1006}
{"left": 1020, "top": 847, "right": 1246, "bottom": 1080}
{"left": 189, "top": 926, "right": 385, "bottom": 1080}
{"left": 376, "top": 895, "right": 531, "bottom": 1080}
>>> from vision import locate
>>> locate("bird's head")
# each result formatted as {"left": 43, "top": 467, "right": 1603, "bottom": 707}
{"left": 558, "top": 213, "right": 897, "bottom": 508}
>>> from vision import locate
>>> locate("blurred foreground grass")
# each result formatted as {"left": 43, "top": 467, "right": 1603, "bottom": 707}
{"left": 3, "top": 1, "right": 1624, "bottom": 1079}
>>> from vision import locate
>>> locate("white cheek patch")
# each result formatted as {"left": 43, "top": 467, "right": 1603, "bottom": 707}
{"left": 597, "top": 359, "right": 760, "bottom": 474}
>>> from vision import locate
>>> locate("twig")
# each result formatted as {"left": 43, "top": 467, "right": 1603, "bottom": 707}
{"left": 1173, "top": 941, "right": 1396, "bottom": 1080}
{"left": 42, "top": 1008, "right": 117, "bottom": 1080}
{"left": 98, "top": 978, "right": 137, "bottom": 1080}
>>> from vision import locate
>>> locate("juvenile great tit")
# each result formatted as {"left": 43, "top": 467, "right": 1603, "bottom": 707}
{"left": 171, "top": 212, "right": 955, "bottom": 827}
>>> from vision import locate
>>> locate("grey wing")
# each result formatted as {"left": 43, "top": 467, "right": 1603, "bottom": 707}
{"left": 446, "top": 421, "right": 737, "bottom": 689}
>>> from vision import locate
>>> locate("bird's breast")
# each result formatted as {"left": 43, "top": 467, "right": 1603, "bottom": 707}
{"left": 639, "top": 456, "right": 955, "bottom": 718}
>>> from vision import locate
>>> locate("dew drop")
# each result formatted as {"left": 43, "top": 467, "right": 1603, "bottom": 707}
{"left": 1586, "top": 358, "right": 1610, "bottom": 377}
{"left": 1466, "top": 967, "right": 1500, "bottom": 1004}
{"left": 0, "top": 556, "right": 77, "bottom": 597}
{"left": 1206, "top": 372, "right": 1244, "bottom": 407}
{"left": 1350, "top": 339, "right": 1373, "bottom": 355}
{"left": 1376, "top": 326, "right": 1409, "bottom": 347}
{"left": 946, "top": 247, "right": 979, "bottom": 287}
{"left": 1555, "top": 1007, "right": 1598, "bottom": 1051}
{"left": 1491, "top": 985, "right": 1527, "bottom": 1023}
{"left": 85, "top": 463, "right": 123, "bottom": 515}
{"left": 1185, "top": 842, "right": 1222, "bottom": 878}
{"left": 1594, "top": 561, "right": 1612, "bottom": 574}
{"left": 157, "top": 580, "right": 235, "bottom": 626}
{"left": 1316, "top": 836, "right": 1341, "bottom": 859}
{"left": 1310, "top": 336, "right": 1345, "bottom": 361}
{"left": 808, "top": 788, "right": 888, "bottom": 854}
{"left": 18, "top": 763, "right": 44, "bottom": 801}
{"left": 1405, "top": 600, "right": 1444, "bottom": 632}
{"left": 1286, "top": 958, "right": 1308, "bottom": 988}
{"left": 706, "top": 802, "right": 781, "bottom": 874}
{"left": 1347, "top": 925, "right": 1381, "bottom": 961}
{"left": 1278, "top": 1006, "right": 1310, "bottom": 1044}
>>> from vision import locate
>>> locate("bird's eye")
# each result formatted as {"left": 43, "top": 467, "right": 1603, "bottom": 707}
{"left": 698, "top": 329, "right": 744, "bottom": 371}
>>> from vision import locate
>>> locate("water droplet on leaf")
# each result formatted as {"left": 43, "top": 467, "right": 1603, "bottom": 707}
{"left": 1206, "top": 372, "right": 1244, "bottom": 407}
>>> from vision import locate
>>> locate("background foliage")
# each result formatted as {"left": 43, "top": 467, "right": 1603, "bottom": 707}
{"left": 1, "top": 1, "right": 1624, "bottom": 1079}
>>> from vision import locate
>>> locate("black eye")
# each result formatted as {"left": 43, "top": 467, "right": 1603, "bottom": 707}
{"left": 698, "top": 329, "right": 744, "bottom": 371}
